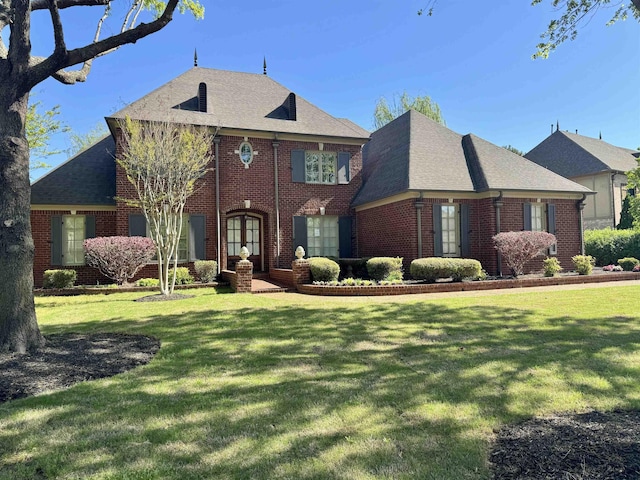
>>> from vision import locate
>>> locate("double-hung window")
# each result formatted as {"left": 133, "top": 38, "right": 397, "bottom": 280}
{"left": 524, "top": 202, "right": 557, "bottom": 255}
{"left": 441, "top": 205, "right": 459, "bottom": 256}
{"left": 530, "top": 204, "right": 546, "bottom": 232}
{"left": 305, "top": 152, "right": 337, "bottom": 184}
{"left": 62, "top": 215, "right": 86, "bottom": 266}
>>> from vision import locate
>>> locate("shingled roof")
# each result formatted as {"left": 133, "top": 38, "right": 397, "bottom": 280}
{"left": 31, "top": 136, "right": 116, "bottom": 206}
{"left": 353, "top": 110, "right": 591, "bottom": 206}
{"left": 108, "top": 67, "right": 370, "bottom": 140}
{"left": 525, "top": 130, "right": 638, "bottom": 178}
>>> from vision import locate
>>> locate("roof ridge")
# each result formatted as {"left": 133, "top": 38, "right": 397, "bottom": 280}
{"left": 461, "top": 134, "right": 488, "bottom": 192}
{"left": 556, "top": 130, "right": 614, "bottom": 172}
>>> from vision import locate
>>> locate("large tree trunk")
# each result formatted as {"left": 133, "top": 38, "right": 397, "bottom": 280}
{"left": 0, "top": 87, "right": 45, "bottom": 353}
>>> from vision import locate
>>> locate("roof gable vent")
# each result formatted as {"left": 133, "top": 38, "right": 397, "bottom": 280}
{"left": 285, "top": 92, "right": 297, "bottom": 121}
{"left": 198, "top": 82, "right": 207, "bottom": 113}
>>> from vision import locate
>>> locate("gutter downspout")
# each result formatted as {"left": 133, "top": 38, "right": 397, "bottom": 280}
{"left": 415, "top": 194, "right": 424, "bottom": 259}
{"left": 272, "top": 138, "right": 281, "bottom": 268}
{"left": 493, "top": 191, "right": 504, "bottom": 277}
{"left": 611, "top": 173, "right": 617, "bottom": 228}
{"left": 214, "top": 137, "right": 221, "bottom": 274}
{"left": 577, "top": 194, "right": 587, "bottom": 254}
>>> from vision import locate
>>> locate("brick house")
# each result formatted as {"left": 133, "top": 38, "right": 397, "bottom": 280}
{"left": 525, "top": 130, "right": 639, "bottom": 230}
{"left": 352, "top": 110, "right": 592, "bottom": 276}
{"left": 30, "top": 67, "right": 592, "bottom": 286}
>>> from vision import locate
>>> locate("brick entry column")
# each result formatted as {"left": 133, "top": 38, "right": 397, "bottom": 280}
{"left": 292, "top": 259, "right": 310, "bottom": 288}
{"left": 235, "top": 260, "right": 253, "bottom": 293}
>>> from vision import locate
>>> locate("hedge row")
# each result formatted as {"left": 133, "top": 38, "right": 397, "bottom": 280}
{"left": 410, "top": 258, "right": 482, "bottom": 282}
{"left": 584, "top": 229, "right": 640, "bottom": 266}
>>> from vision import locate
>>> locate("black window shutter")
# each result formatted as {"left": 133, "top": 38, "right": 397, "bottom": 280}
{"left": 433, "top": 204, "right": 443, "bottom": 257}
{"left": 337, "top": 152, "right": 351, "bottom": 184}
{"left": 338, "top": 216, "right": 352, "bottom": 258}
{"left": 129, "top": 214, "right": 147, "bottom": 236}
{"left": 547, "top": 204, "right": 556, "bottom": 235}
{"left": 190, "top": 214, "right": 206, "bottom": 261}
{"left": 85, "top": 215, "right": 96, "bottom": 239}
{"left": 291, "top": 150, "right": 306, "bottom": 183}
{"left": 460, "top": 204, "right": 471, "bottom": 257}
{"left": 523, "top": 203, "right": 532, "bottom": 231}
{"left": 51, "top": 215, "right": 62, "bottom": 265}
{"left": 293, "top": 216, "right": 308, "bottom": 257}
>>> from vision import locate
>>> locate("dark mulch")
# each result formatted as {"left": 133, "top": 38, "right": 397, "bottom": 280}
{"left": 491, "top": 410, "right": 640, "bottom": 479}
{"left": 0, "top": 333, "right": 159, "bottom": 403}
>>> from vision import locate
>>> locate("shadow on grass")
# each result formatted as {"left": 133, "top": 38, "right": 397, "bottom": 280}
{"left": 2, "top": 298, "right": 640, "bottom": 479}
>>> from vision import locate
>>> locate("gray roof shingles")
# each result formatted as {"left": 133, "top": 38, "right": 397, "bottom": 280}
{"left": 108, "top": 67, "right": 370, "bottom": 140}
{"left": 31, "top": 136, "right": 116, "bottom": 205}
{"left": 353, "top": 110, "right": 591, "bottom": 207}
{"left": 524, "top": 130, "right": 638, "bottom": 178}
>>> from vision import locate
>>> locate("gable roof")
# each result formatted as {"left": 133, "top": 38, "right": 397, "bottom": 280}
{"left": 353, "top": 110, "right": 591, "bottom": 206}
{"left": 108, "top": 67, "right": 370, "bottom": 140}
{"left": 524, "top": 130, "right": 638, "bottom": 178}
{"left": 31, "top": 136, "right": 116, "bottom": 206}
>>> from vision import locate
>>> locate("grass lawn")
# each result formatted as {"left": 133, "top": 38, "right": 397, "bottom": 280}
{"left": 1, "top": 285, "right": 639, "bottom": 479}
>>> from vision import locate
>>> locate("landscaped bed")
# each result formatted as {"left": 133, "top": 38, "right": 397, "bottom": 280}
{"left": 2, "top": 286, "right": 639, "bottom": 479}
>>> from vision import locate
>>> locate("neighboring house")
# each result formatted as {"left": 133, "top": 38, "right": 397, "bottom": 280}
{"left": 30, "top": 68, "right": 593, "bottom": 286}
{"left": 525, "top": 131, "right": 639, "bottom": 230}
{"left": 352, "top": 110, "right": 592, "bottom": 276}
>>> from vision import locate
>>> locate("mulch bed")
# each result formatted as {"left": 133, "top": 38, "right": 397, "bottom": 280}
{"left": 0, "top": 333, "right": 159, "bottom": 403}
{"left": 491, "top": 410, "right": 640, "bottom": 479}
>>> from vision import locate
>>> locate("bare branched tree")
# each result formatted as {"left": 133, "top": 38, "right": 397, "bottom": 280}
{"left": 0, "top": 0, "right": 203, "bottom": 353}
{"left": 117, "top": 118, "right": 213, "bottom": 296}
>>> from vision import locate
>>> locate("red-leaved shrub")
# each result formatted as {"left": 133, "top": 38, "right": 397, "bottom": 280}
{"left": 84, "top": 236, "right": 155, "bottom": 285}
{"left": 493, "top": 231, "right": 556, "bottom": 277}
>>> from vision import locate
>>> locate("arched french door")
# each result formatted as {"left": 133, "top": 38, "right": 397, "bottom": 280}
{"left": 226, "top": 213, "right": 263, "bottom": 271}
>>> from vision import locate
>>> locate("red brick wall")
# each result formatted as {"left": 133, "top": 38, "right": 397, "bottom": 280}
{"left": 31, "top": 210, "right": 117, "bottom": 287}
{"left": 356, "top": 197, "right": 583, "bottom": 276}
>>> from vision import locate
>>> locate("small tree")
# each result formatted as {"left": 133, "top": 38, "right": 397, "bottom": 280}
{"left": 84, "top": 236, "right": 155, "bottom": 285}
{"left": 117, "top": 118, "right": 212, "bottom": 295}
{"left": 373, "top": 92, "right": 445, "bottom": 129}
{"left": 493, "top": 231, "right": 557, "bottom": 277}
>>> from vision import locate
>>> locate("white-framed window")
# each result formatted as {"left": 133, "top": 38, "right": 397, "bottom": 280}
{"left": 307, "top": 215, "right": 338, "bottom": 257}
{"left": 305, "top": 151, "right": 337, "bottom": 184}
{"left": 62, "top": 215, "right": 86, "bottom": 266}
{"left": 441, "top": 205, "right": 459, "bottom": 257}
{"left": 531, "top": 204, "right": 546, "bottom": 232}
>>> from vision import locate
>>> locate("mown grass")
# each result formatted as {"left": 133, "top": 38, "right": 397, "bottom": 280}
{"left": 1, "top": 285, "right": 639, "bottom": 479}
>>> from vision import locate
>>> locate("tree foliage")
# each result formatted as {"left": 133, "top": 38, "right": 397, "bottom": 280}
{"left": 373, "top": 92, "right": 445, "bottom": 130}
{"left": 419, "top": 1, "right": 640, "bottom": 58}
{"left": 493, "top": 231, "right": 557, "bottom": 276}
{"left": 503, "top": 145, "right": 525, "bottom": 156}
{"left": 26, "top": 100, "right": 67, "bottom": 170}
{"left": 67, "top": 123, "right": 109, "bottom": 156}
{"left": 116, "top": 118, "right": 212, "bottom": 295}
{"left": 84, "top": 236, "right": 156, "bottom": 285}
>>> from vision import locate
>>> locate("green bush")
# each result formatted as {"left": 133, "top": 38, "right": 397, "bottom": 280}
{"left": 572, "top": 255, "right": 595, "bottom": 275}
{"left": 410, "top": 258, "right": 482, "bottom": 283}
{"left": 309, "top": 257, "right": 340, "bottom": 282}
{"left": 617, "top": 257, "right": 640, "bottom": 271}
{"left": 168, "top": 267, "right": 194, "bottom": 285}
{"left": 135, "top": 278, "right": 160, "bottom": 287}
{"left": 542, "top": 257, "right": 562, "bottom": 277}
{"left": 194, "top": 260, "right": 217, "bottom": 283}
{"left": 43, "top": 269, "right": 77, "bottom": 289}
{"left": 584, "top": 229, "right": 640, "bottom": 266}
{"left": 366, "top": 257, "right": 403, "bottom": 281}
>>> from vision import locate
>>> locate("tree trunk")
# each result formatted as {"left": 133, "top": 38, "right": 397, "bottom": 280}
{"left": 0, "top": 87, "right": 45, "bottom": 353}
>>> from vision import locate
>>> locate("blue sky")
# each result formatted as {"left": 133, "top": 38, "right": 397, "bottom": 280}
{"left": 29, "top": 1, "right": 640, "bottom": 180}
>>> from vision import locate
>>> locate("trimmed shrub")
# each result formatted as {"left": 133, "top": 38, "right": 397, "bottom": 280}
{"left": 194, "top": 260, "right": 217, "bottom": 283}
{"left": 366, "top": 257, "right": 403, "bottom": 281}
{"left": 410, "top": 258, "right": 482, "bottom": 283}
{"left": 84, "top": 236, "right": 155, "bottom": 285}
{"left": 493, "top": 231, "right": 556, "bottom": 277}
{"left": 542, "top": 257, "right": 562, "bottom": 277}
{"left": 308, "top": 257, "right": 340, "bottom": 282}
{"left": 617, "top": 257, "right": 640, "bottom": 271}
{"left": 572, "top": 255, "right": 595, "bottom": 275}
{"left": 168, "top": 267, "right": 194, "bottom": 285}
{"left": 584, "top": 228, "right": 640, "bottom": 266}
{"left": 43, "top": 269, "right": 77, "bottom": 289}
{"left": 136, "top": 278, "right": 160, "bottom": 287}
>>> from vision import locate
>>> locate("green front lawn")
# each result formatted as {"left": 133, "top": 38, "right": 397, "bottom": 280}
{"left": 1, "top": 286, "right": 639, "bottom": 479}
